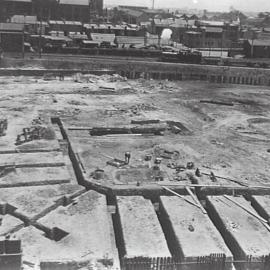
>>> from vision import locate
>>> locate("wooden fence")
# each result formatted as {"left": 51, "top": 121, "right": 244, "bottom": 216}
{"left": 121, "top": 254, "right": 270, "bottom": 270}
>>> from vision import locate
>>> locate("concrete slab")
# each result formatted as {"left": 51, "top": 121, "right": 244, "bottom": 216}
{"left": 0, "top": 152, "right": 66, "bottom": 167}
{"left": 159, "top": 196, "right": 233, "bottom": 269}
{"left": 116, "top": 196, "right": 171, "bottom": 258}
{"left": 36, "top": 191, "right": 120, "bottom": 269}
{"left": 0, "top": 167, "right": 71, "bottom": 187}
{"left": 0, "top": 214, "right": 24, "bottom": 236}
{"left": 207, "top": 196, "right": 270, "bottom": 270}
{"left": 0, "top": 184, "right": 84, "bottom": 222}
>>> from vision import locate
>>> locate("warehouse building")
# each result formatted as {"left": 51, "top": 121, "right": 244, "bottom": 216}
{"left": 0, "top": 0, "right": 103, "bottom": 22}
{"left": 243, "top": 39, "right": 270, "bottom": 58}
{"left": 0, "top": 22, "right": 24, "bottom": 52}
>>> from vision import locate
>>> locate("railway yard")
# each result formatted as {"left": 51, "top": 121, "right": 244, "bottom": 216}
{"left": 0, "top": 72, "right": 270, "bottom": 270}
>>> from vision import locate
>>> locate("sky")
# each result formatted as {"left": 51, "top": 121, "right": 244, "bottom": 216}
{"left": 104, "top": 0, "right": 270, "bottom": 12}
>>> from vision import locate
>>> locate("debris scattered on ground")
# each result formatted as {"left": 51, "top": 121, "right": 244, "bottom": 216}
{"left": 15, "top": 125, "right": 55, "bottom": 145}
{"left": 200, "top": 100, "right": 234, "bottom": 106}
{"left": 68, "top": 100, "right": 88, "bottom": 106}
{"left": 131, "top": 119, "right": 160, "bottom": 125}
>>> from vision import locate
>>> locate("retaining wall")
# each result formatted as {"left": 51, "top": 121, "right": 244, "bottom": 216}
{"left": 1, "top": 57, "right": 270, "bottom": 86}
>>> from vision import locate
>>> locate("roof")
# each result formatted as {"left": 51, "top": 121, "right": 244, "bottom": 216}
{"left": 64, "top": 21, "right": 82, "bottom": 25}
{"left": 49, "top": 20, "right": 65, "bottom": 25}
{"left": 82, "top": 40, "right": 99, "bottom": 44}
{"left": 45, "top": 35, "right": 72, "bottom": 41}
{"left": 0, "top": 23, "right": 24, "bottom": 32}
{"left": 121, "top": 9, "right": 144, "bottom": 18}
{"left": 205, "top": 27, "right": 223, "bottom": 33}
{"left": 59, "top": 0, "right": 88, "bottom": 5}
{"left": 49, "top": 20, "right": 82, "bottom": 25}
{"left": 115, "top": 36, "right": 145, "bottom": 45}
{"left": 186, "top": 31, "right": 201, "bottom": 35}
{"left": 11, "top": 15, "right": 37, "bottom": 24}
{"left": 90, "top": 33, "right": 116, "bottom": 43}
{"left": 69, "top": 33, "right": 87, "bottom": 39}
{"left": 199, "top": 20, "right": 225, "bottom": 27}
{"left": 247, "top": 39, "right": 270, "bottom": 46}
{"left": 85, "top": 24, "right": 124, "bottom": 30}
{"left": 142, "top": 9, "right": 165, "bottom": 14}
{"left": 154, "top": 18, "right": 175, "bottom": 27}
{"left": 171, "top": 19, "right": 195, "bottom": 28}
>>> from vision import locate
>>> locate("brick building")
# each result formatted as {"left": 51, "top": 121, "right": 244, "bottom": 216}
{"left": 0, "top": 0, "right": 104, "bottom": 22}
{"left": 0, "top": 0, "right": 32, "bottom": 21}
{"left": 0, "top": 22, "right": 24, "bottom": 52}
{"left": 243, "top": 39, "right": 270, "bottom": 58}
{"left": 183, "top": 20, "right": 240, "bottom": 49}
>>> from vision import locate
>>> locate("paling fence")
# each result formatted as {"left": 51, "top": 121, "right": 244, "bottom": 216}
{"left": 121, "top": 254, "right": 270, "bottom": 270}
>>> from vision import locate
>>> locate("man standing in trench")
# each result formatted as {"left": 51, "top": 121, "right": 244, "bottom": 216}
{"left": 125, "top": 152, "right": 131, "bottom": 164}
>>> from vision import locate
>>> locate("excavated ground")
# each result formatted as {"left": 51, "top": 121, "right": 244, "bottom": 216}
{"left": 0, "top": 74, "right": 270, "bottom": 270}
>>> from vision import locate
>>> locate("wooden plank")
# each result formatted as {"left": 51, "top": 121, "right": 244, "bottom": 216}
{"left": 185, "top": 186, "right": 207, "bottom": 214}
{"left": 162, "top": 186, "right": 202, "bottom": 210}
{"left": 157, "top": 183, "right": 270, "bottom": 189}
{"left": 223, "top": 195, "right": 270, "bottom": 232}
{"left": 201, "top": 172, "right": 248, "bottom": 187}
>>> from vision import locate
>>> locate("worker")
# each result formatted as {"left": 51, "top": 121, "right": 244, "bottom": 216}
{"left": 195, "top": 168, "right": 201, "bottom": 177}
{"left": 125, "top": 152, "right": 131, "bottom": 164}
{"left": 210, "top": 171, "right": 217, "bottom": 182}
{"left": 3, "top": 119, "right": 7, "bottom": 130}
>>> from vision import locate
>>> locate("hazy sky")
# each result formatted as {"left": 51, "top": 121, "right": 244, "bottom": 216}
{"left": 104, "top": 0, "right": 270, "bottom": 12}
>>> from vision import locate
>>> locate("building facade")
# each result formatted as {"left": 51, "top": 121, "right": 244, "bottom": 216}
{"left": 182, "top": 21, "right": 240, "bottom": 49}
{"left": 0, "top": 0, "right": 104, "bottom": 22}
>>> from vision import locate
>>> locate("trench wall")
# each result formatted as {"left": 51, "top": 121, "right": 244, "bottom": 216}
{"left": 1, "top": 57, "right": 270, "bottom": 86}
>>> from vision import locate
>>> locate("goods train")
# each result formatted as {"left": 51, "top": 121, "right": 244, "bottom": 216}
{"left": 28, "top": 35, "right": 270, "bottom": 69}
{"left": 160, "top": 50, "right": 270, "bottom": 68}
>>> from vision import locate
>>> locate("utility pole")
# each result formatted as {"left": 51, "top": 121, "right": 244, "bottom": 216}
{"left": 38, "top": 7, "right": 42, "bottom": 59}
{"left": 22, "top": 15, "right": 25, "bottom": 59}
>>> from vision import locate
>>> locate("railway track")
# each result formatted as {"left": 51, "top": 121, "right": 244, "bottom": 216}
{"left": 29, "top": 53, "right": 159, "bottom": 63}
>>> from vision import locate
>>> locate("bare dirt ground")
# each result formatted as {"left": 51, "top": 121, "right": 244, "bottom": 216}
{"left": 1, "top": 74, "right": 270, "bottom": 269}
{"left": 5, "top": 74, "right": 266, "bottom": 187}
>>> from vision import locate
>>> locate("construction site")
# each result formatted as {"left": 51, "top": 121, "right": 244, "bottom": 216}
{"left": 1, "top": 61, "right": 270, "bottom": 270}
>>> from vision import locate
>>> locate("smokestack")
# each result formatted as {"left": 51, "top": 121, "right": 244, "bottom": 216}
{"left": 152, "top": 0, "right": 155, "bottom": 9}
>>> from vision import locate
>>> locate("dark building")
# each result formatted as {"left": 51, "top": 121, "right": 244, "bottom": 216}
{"left": 0, "top": 0, "right": 104, "bottom": 22}
{"left": 182, "top": 21, "right": 240, "bottom": 49}
{"left": 0, "top": 22, "right": 24, "bottom": 52}
{"left": 90, "top": 0, "right": 103, "bottom": 17}
{"left": 243, "top": 39, "right": 270, "bottom": 58}
{"left": 0, "top": 0, "right": 32, "bottom": 21}
{"left": 32, "top": 0, "right": 59, "bottom": 21}
{"left": 57, "top": 0, "right": 90, "bottom": 22}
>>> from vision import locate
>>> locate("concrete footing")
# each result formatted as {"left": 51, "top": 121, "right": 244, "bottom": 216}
{"left": 159, "top": 195, "right": 233, "bottom": 270}
{"left": 115, "top": 196, "right": 171, "bottom": 261}
{"left": 206, "top": 196, "right": 270, "bottom": 270}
